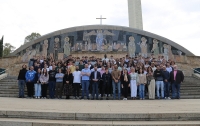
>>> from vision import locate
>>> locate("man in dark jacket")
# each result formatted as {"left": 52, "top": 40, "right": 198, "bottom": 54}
{"left": 90, "top": 66, "right": 101, "bottom": 100}
{"left": 17, "top": 64, "right": 27, "bottom": 98}
{"left": 170, "top": 65, "right": 184, "bottom": 99}
{"left": 48, "top": 65, "right": 57, "bottom": 99}
{"left": 162, "top": 66, "right": 170, "bottom": 99}
{"left": 153, "top": 65, "right": 164, "bottom": 99}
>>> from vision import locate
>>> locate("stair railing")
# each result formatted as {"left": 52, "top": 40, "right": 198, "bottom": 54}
{"left": 192, "top": 68, "right": 200, "bottom": 74}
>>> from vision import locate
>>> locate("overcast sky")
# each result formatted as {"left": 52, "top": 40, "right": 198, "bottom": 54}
{"left": 0, "top": 0, "right": 200, "bottom": 56}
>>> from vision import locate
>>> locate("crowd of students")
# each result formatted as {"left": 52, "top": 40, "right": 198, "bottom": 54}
{"left": 17, "top": 54, "right": 184, "bottom": 100}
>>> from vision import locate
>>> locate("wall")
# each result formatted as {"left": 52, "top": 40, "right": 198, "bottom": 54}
{"left": 0, "top": 55, "right": 199, "bottom": 77}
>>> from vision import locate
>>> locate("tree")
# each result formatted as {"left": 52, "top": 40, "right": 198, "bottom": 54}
{"left": 24, "top": 32, "right": 41, "bottom": 44}
{"left": 3, "top": 43, "right": 16, "bottom": 57}
{"left": 0, "top": 36, "right": 3, "bottom": 57}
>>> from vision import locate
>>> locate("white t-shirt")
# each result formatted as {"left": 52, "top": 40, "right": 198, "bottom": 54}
{"left": 73, "top": 71, "right": 81, "bottom": 83}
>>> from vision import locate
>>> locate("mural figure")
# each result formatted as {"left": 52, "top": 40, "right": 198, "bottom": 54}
{"left": 177, "top": 50, "right": 182, "bottom": 56}
{"left": 151, "top": 39, "right": 159, "bottom": 55}
{"left": 167, "top": 45, "right": 174, "bottom": 60}
{"left": 128, "top": 36, "right": 136, "bottom": 58}
{"left": 163, "top": 44, "right": 169, "bottom": 61}
{"left": 85, "top": 29, "right": 115, "bottom": 51}
{"left": 123, "top": 43, "right": 127, "bottom": 51}
{"left": 43, "top": 39, "right": 48, "bottom": 58}
{"left": 36, "top": 44, "right": 40, "bottom": 54}
{"left": 138, "top": 37, "right": 148, "bottom": 58}
{"left": 64, "top": 37, "right": 70, "bottom": 57}
{"left": 108, "top": 43, "right": 113, "bottom": 51}
{"left": 84, "top": 42, "right": 88, "bottom": 51}
{"left": 54, "top": 37, "right": 60, "bottom": 60}
{"left": 22, "top": 47, "right": 32, "bottom": 62}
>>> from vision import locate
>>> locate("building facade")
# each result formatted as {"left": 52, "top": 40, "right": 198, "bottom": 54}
{"left": 12, "top": 25, "right": 194, "bottom": 62}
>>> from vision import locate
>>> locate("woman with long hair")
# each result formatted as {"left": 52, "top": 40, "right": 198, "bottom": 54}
{"left": 63, "top": 68, "right": 73, "bottom": 99}
{"left": 121, "top": 69, "right": 130, "bottom": 100}
{"left": 138, "top": 68, "right": 147, "bottom": 100}
{"left": 40, "top": 68, "right": 49, "bottom": 99}
{"left": 129, "top": 67, "right": 138, "bottom": 100}
{"left": 146, "top": 66, "right": 155, "bottom": 99}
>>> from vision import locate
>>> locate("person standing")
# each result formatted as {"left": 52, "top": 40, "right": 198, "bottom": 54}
{"left": 146, "top": 66, "right": 155, "bottom": 100}
{"left": 17, "top": 64, "right": 27, "bottom": 98}
{"left": 170, "top": 65, "right": 184, "bottom": 99}
{"left": 121, "top": 69, "right": 130, "bottom": 100}
{"left": 48, "top": 65, "right": 57, "bottom": 99}
{"left": 63, "top": 68, "right": 73, "bottom": 99}
{"left": 81, "top": 64, "right": 91, "bottom": 99}
{"left": 154, "top": 65, "right": 164, "bottom": 99}
{"left": 111, "top": 65, "right": 121, "bottom": 100}
{"left": 162, "top": 66, "right": 170, "bottom": 99}
{"left": 55, "top": 68, "right": 64, "bottom": 99}
{"left": 129, "top": 67, "right": 138, "bottom": 100}
{"left": 90, "top": 66, "right": 101, "bottom": 100}
{"left": 102, "top": 68, "right": 112, "bottom": 100}
{"left": 138, "top": 68, "right": 147, "bottom": 100}
{"left": 40, "top": 68, "right": 49, "bottom": 99}
{"left": 73, "top": 66, "right": 81, "bottom": 99}
{"left": 34, "top": 68, "right": 41, "bottom": 99}
{"left": 25, "top": 66, "right": 36, "bottom": 98}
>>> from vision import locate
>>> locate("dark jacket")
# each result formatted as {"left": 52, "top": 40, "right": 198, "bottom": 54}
{"left": 120, "top": 74, "right": 130, "bottom": 86}
{"left": 102, "top": 72, "right": 112, "bottom": 85}
{"left": 153, "top": 69, "right": 164, "bottom": 81}
{"left": 34, "top": 73, "right": 41, "bottom": 83}
{"left": 17, "top": 68, "right": 27, "bottom": 80}
{"left": 48, "top": 70, "right": 57, "bottom": 82}
{"left": 90, "top": 70, "right": 101, "bottom": 82}
{"left": 162, "top": 70, "right": 170, "bottom": 81}
{"left": 63, "top": 73, "right": 73, "bottom": 84}
{"left": 170, "top": 70, "right": 184, "bottom": 84}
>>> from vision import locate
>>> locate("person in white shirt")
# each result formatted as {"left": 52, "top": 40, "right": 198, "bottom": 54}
{"left": 166, "top": 62, "right": 173, "bottom": 73}
{"left": 72, "top": 66, "right": 82, "bottom": 99}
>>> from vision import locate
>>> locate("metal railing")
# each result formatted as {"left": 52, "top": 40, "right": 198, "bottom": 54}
{"left": 191, "top": 68, "right": 200, "bottom": 74}
{"left": 0, "top": 68, "right": 6, "bottom": 75}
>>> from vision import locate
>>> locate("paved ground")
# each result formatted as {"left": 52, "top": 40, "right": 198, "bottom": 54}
{"left": 0, "top": 97, "right": 200, "bottom": 113}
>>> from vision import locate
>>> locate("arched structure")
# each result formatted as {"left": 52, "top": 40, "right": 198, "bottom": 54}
{"left": 12, "top": 25, "right": 194, "bottom": 62}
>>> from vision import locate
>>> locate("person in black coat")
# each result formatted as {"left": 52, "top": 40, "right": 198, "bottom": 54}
{"left": 121, "top": 69, "right": 130, "bottom": 100}
{"left": 17, "top": 64, "right": 27, "bottom": 98}
{"left": 102, "top": 67, "right": 112, "bottom": 100}
{"left": 170, "top": 65, "right": 184, "bottom": 99}
{"left": 90, "top": 66, "right": 101, "bottom": 100}
{"left": 63, "top": 68, "right": 73, "bottom": 99}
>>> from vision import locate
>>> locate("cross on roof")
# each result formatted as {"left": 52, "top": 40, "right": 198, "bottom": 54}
{"left": 96, "top": 15, "right": 106, "bottom": 25}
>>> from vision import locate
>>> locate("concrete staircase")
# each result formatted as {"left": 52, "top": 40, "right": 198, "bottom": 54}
{"left": 0, "top": 76, "right": 200, "bottom": 99}
{"left": 0, "top": 97, "right": 200, "bottom": 126}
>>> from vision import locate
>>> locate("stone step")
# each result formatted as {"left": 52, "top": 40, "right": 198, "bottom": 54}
{"left": 1, "top": 110, "right": 200, "bottom": 121}
{"left": 0, "top": 118, "right": 200, "bottom": 126}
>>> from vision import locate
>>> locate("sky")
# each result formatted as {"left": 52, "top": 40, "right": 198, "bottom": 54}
{"left": 0, "top": 0, "right": 200, "bottom": 56}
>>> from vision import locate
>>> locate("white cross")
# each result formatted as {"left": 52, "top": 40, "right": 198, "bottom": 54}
{"left": 96, "top": 15, "right": 106, "bottom": 25}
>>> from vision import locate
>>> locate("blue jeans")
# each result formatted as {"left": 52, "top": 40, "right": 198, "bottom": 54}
{"left": 81, "top": 80, "right": 90, "bottom": 99}
{"left": 112, "top": 81, "right": 121, "bottom": 99}
{"left": 156, "top": 81, "right": 164, "bottom": 98}
{"left": 139, "top": 84, "right": 145, "bottom": 99}
{"left": 164, "top": 81, "right": 170, "bottom": 97}
{"left": 18, "top": 80, "right": 25, "bottom": 97}
{"left": 34, "top": 83, "right": 41, "bottom": 97}
{"left": 92, "top": 81, "right": 99, "bottom": 99}
{"left": 172, "top": 82, "right": 180, "bottom": 99}
{"left": 49, "top": 81, "right": 56, "bottom": 98}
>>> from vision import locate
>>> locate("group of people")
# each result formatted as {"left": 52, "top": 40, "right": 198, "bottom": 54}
{"left": 17, "top": 54, "right": 184, "bottom": 100}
